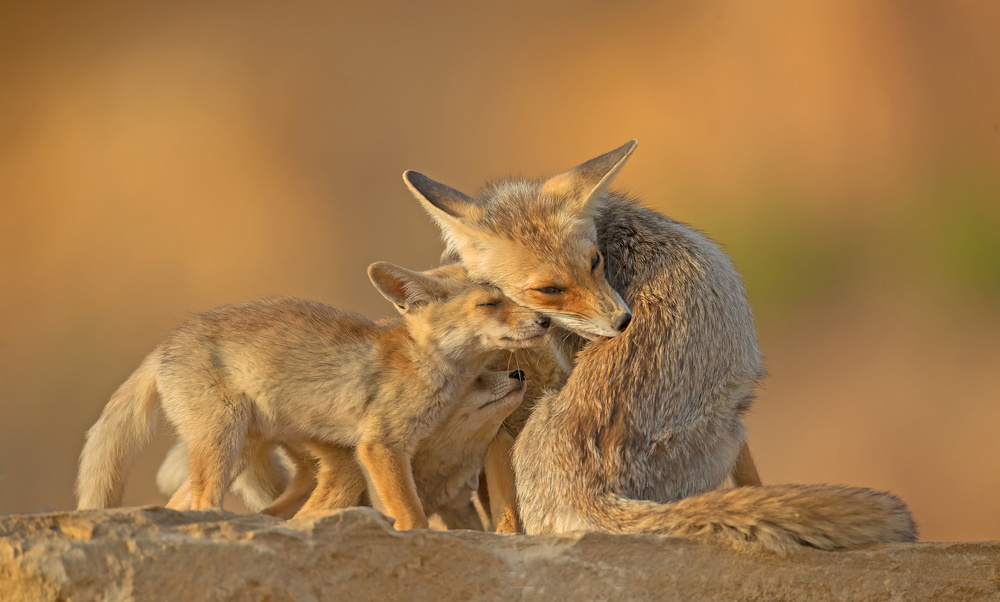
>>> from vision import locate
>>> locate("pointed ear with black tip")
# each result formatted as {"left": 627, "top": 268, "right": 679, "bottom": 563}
{"left": 403, "top": 170, "right": 482, "bottom": 252}
{"left": 541, "top": 139, "right": 638, "bottom": 214}
{"left": 368, "top": 261, "right": 443, "bottom": 313}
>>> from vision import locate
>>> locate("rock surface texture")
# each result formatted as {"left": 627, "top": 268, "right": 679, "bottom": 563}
{"left": 1, "top": 507, "right": 997, "bottom": 601}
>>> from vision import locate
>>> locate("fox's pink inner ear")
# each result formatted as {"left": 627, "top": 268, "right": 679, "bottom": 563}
{"left": 368, "top": 262, "right": 434, "bottom": 312}
{"left": 368, "top": 263, "right": 410, "bottom": 309}
{"left": 541, "top": 140, "right": 638, "bottom": 213}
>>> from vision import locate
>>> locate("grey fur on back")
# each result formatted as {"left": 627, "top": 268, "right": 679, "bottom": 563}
{"left": 512, "top": 192, "right": 765, "bottom": 533}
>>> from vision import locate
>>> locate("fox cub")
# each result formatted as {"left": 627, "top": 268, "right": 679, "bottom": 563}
{"left": 156, "top": 369, "right": 527, "bottom": 529}
{"left": 76, "top": 262, "right": 548, "bottom": 530}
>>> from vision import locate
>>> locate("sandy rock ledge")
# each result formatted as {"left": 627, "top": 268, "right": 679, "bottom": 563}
{"left": 0, "top": 507, "right": 997, "bottom": 601}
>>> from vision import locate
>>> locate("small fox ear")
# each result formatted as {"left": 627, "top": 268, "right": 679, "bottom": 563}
{"left": 403, "top": 171, "right": 482, "bottom": 253}
{"left": 541, "top": 140, "right": 637, "bottom": 214}
{"left": 439, "top": 248, "right": 462, "bottom": 266}
{"left": 368, "top": 261, "right": 440, "bottom": 313}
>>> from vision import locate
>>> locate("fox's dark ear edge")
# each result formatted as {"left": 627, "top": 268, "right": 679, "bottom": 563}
{"left": 403, "top": 171, "right": 478, "bottom": 219}
{"left": 402, "top": 170, "right": 483, "bottom": 261}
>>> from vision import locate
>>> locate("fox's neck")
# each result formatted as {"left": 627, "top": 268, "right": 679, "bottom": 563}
{"left": 394, "top": 322, "right": 494, "bottom": 393}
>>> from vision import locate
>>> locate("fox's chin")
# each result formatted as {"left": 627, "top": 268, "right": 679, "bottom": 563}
{"left": 499, "top": 332, "right": 548, "bottom": 348}
{"left": 479, "top": 388, "right": 524, "bottom": 410}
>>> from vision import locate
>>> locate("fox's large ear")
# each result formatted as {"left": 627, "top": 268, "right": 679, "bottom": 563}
{"left": 404, "top": 171, "right": 478, "bottom": 219}
{"left": 541, "top": 140, "right": 637, "bottom": 214}
{"left": 403, "top": 171, "right": 482, "bottom": 253}
{"left": 368, "top": 261, "right": 444, "bottom": 313}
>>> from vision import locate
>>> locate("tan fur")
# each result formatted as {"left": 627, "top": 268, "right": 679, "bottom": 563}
{"left": 472, "top": 343, "right": 572, "bottom": 529}
{"left": 403, "top": 141, "right": 917, "bottom": 551}
{"left": 76, "top": 263, "right": 547, "bottom": 531}
{"left": 483, "top": 430, "right": 520, "bottom": 532}
{"left": 157, "top": 371, "right": 526, "bottom": 529}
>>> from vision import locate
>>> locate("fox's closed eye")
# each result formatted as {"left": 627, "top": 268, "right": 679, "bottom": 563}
{"left": 535, "top": 286, "right": 564, "bottom": 295}
{"left": 478, "top": 300, "right": 501, "bottom": 307}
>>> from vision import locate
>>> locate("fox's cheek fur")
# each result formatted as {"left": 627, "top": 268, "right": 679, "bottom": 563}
{"left": 516, "top": 278, "right": 630, "bottom": 338}
{"left": 520, "top": 290, "right": 568, "bottom": 313}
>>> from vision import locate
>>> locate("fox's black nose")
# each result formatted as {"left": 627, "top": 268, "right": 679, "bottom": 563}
{"left": 509, "top": 370, "right": 525, "bottom": 382}
{"left": 536, "top": 316, "right": 551, "bottom": 329}
{"left": 614, "top": 312, "right": 632, "bottom": 332}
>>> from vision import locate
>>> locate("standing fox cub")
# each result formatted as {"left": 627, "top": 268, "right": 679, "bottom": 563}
{"left": 76, "top": 262, "right": 548, "bottom": 530}
{"left": 404, "top": 141, "right": 918, "bottom": 551}
{"left": 156, "top": 369, "right": 526, "bottom": 529}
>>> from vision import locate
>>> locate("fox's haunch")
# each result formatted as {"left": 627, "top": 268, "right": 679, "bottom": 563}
{"left": 75, "top": 352, "right": 160, "bottom": 509}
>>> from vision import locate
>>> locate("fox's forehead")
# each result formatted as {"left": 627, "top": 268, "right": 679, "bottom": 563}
{"left": 474, "top": 179, "right": 598, "bottom": 266}
{"left": 437, "top": 276, "right": 504, "bottom": 302}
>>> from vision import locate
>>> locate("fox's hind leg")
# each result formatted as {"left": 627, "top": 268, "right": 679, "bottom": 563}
{"left": 166, "top": 478, "right": 193, "bottom": 510}
{"left": 356, "top": 441, "right": 428, "bottom": 530}
{"left": 292, "top": 441, "right": 365, "bottom": 518}
{"left": 261, "top": 443, "right": 319, "bottom": 519}
{"left": 183, "top": 394, "right": 251, "bottom": 510}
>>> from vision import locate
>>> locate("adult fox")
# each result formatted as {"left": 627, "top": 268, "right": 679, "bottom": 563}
{"left": 403, "top": 141, "right": 916, "bottom": 552}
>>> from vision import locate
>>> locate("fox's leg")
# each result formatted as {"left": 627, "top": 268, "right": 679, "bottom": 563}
{"left": 732, "top": 441, "right": 762, "bottom": 487}
{"left": 262, "top": 444, "right": 318, "bottom": 519}
{"left": 165, "top": 478, "right": 193, "bottom": 510}
{"left": 292, "top": 442, "right": 366, "bottom": 519}
{"left": 356, "top": 441, "right": 428, "bottom": 530}
{"left": 476, "top": 473, "right": 492, "bottom": 529}
{"left": 184, "top": 395, "right": 250, "bottom": 510}
{"left": 484, "top": 430, "right": 521, "bottom": 533}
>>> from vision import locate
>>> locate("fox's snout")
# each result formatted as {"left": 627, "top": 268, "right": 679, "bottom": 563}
{"left": 613, "top": 312, "right": 632, "bottom": 333}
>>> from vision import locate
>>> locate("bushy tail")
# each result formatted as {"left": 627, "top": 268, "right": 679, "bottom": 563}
{"left": 76, "top": 352, "right": 161, "bottom": 509}
{"left": 154, "top": 440, "right": 190, "bottom": 499}
{"left": 156, "top": 439, "right": 290, "bottom": 511}
{"left": 592, "top": 484, "right": 917, "bottom": 554}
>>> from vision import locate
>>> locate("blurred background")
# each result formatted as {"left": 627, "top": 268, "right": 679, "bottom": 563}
{"left": 1, "top": 1, "right": 997, "bottom": 542}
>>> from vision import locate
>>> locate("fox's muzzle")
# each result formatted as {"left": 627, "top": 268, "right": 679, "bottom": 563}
{"left": 613, "top": 312, "right": 632, "bottom": 333}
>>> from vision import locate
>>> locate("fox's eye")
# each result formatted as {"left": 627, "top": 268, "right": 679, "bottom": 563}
{"left": 591, "top": 252, "right": 602, "bottom": 272}
{"left": 535, "top": 286, "right": 564, "bottom": 295}
{"left": 478, "top": 300, "right": 501, "bottom": 307}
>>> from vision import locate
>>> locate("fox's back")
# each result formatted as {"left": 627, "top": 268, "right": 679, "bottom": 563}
{"left": 155, "top": 297, "right": 390, "bottom": 441}
{"left": 595, "top": 195, "right": 763, "bottom": 389}
{"left": 159, "top": 297, "right": 382, "bottom": 377}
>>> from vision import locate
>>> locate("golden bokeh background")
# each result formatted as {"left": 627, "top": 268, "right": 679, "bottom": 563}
{"left": 2, "top": 1, "right": 998, "bottom": 541}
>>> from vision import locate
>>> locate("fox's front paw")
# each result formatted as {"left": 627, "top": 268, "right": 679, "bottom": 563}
{"left": 494, "top": 510, "right": 522, "bottom": 534}
{"left": 390, "top": 514, "right": 429, "bottom": 531}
